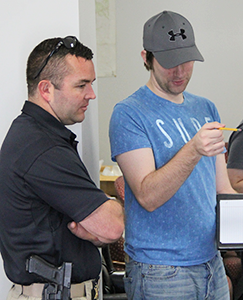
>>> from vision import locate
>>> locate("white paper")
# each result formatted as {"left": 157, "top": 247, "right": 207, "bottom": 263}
{"left": 220, "top": 199, "right": 243, "bottom": 244}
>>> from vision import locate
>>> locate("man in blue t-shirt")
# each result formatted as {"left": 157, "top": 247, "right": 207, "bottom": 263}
{"left": 109, "top": 11, "right": 235, "bottom": 300}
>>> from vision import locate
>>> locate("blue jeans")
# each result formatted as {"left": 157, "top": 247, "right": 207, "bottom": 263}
{"left": 123, "top": 252, "right": 229, "bottom": 300}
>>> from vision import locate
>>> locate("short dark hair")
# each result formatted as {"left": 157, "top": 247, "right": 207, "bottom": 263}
{"left": 26, "top": 37, "right": 93, "bottom": 96}
{"left": 144, "top": 50, "right": 154, "bottom": 71}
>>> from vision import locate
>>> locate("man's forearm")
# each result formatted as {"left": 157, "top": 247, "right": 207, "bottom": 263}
{"left": 137, "top": 139, "right": 202, "bottom": 211}
{"left": 68, "top": 199, "right": 124, "bottom": 245}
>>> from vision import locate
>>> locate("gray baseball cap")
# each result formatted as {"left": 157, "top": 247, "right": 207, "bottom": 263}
{"left": 143, "top": 11, "right": 204, "bottom": 69}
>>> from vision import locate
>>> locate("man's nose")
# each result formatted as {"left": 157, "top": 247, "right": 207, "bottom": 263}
{"left": 174, "top": 64, "right": 184, "bottom": 76}
{"left": 86, "top": 85, "right": 96, "bottom": 100}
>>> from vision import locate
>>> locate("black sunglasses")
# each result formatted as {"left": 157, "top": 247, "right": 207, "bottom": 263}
{"left": 34, "top": 36, "right": 77, "bottom": 79}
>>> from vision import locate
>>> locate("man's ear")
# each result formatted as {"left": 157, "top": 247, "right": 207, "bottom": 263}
{"left": 141, "top": 50, "right": 147, "bottom": 64}
{"left": 38, "top": 80, "right": 54, "bottom": 102}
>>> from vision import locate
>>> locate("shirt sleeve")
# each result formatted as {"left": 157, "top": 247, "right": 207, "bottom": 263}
{"left": 109, "top": 102, "right": 151, "bottom": 162}
{"left": 24, "top": 145, "right": 108, "bottom": 222}
{"left": 227, "top": 131, "right": 243, "bottom": 170}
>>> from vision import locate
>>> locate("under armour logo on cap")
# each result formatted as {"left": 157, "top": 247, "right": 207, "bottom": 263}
{"left": 143, "top": 10, "right": 204, "bottom": 69}
{"left": 168, "top": 29, "right": 187, "bottom": 41}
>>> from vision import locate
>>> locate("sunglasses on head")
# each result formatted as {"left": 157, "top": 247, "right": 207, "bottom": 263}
{"left": 33, "top": 36, "right": 77, "bottom": 79}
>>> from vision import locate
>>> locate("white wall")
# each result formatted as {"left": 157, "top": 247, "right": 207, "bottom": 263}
{"left": 0, "top": 0, "right": 99, "bottom": 298}
{"left": 98, "top": 0, "right": 243, "bottom": 165}
{"left": 79, "top": 0, "right": 100, "bottom": 186}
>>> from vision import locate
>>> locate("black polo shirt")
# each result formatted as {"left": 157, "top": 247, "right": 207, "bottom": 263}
{"left": 0, "top": 101, "right": 108, "bottom": 285}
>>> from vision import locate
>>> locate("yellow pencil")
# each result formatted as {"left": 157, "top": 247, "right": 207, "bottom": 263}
{"left": 219, "top": 127, "right": 242, "bottom": 132}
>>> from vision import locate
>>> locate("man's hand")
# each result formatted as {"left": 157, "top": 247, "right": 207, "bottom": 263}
{"left": 68, "top": 221, "right": 104, "bottom": 247}
{"left": 191, "top": 122, "right": 225, "bottom": 157}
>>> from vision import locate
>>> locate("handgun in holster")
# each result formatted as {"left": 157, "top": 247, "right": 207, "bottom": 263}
{"left": 26, "top": 255, "right": 72, "bottom": 300}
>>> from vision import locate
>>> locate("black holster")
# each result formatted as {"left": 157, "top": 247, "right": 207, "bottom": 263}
{"left": 26, "top": 255, "right": 72, "bottom": 300}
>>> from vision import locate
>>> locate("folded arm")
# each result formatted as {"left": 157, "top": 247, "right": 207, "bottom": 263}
{"left": 68, "top": 198, "right": 124, "bottom": 246}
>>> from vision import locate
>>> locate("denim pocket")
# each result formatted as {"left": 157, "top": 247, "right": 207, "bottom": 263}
{"left": 123, "top": 259, "right": 139, "bottom": 298}
{"left": 124, "top": 259, "right": 136, "bottom": 281}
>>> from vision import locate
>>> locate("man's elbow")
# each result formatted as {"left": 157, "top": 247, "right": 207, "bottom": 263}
{"left": 136, "top": 194, "right": 158, "bottom": 212}
{"left": 106, "top": 220, "right": 124, "bottom": 243}
{"left": 113, "top": 219, "right": 125, "bottom": 240}
{"left": 231, "top": 181, "right": 243, "bottom": 193}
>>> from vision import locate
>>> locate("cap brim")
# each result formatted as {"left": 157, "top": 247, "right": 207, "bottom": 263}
{"left": 153, "top": 45, "right": 204, "bottom": 69}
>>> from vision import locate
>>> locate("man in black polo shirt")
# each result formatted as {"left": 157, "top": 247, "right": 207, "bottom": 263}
{"left": 0, "top": 36, "right": 124, "bottom": 300}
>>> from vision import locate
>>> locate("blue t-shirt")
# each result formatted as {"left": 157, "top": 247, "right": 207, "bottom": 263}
{"left": 109, "top": 86, "right": 221, "bottom": 266}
